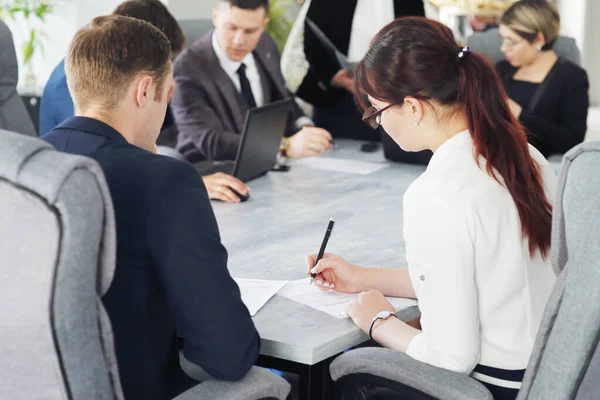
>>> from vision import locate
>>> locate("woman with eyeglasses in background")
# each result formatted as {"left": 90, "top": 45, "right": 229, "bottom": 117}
{"left": 306, "top": 16, "right": 557, "bottom": 400}
{"left": 497, "top": 0, "right": 589, "bottom": 156}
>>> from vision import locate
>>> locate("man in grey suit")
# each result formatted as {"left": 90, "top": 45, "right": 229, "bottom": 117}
{"left": 171, "top": 0, "right": 332, "bottom": 163}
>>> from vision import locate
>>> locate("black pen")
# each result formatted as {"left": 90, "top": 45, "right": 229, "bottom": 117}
{"left": 310, "top": 218, "right": 335, "bottom": 285}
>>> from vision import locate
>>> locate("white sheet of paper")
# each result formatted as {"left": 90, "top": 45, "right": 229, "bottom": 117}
{"left": 233, "top": 278, "right": 288, "bottom": 316}
{"left": 292, "top": 157, "right": 390, "bottom": 175}
{"left": 278, "top": 278, "right": 417, "bottom": 319}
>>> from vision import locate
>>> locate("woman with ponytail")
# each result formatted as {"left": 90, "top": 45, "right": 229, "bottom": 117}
{"left": 306, "top": 17, "right": 556, "bottom": 399}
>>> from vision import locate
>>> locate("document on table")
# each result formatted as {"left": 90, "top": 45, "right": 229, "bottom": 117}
{"left": 278, "top": 278, "right": 417, "bottom": 319}
{"left": 291, "top": 157, "right": 390, "bottom": 175}
{"left": 233, "top": 278, "right": 288, "bottom": 316}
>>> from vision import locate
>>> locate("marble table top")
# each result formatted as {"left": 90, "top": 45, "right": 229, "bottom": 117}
{"left": 211, "top": 139, "right": 426, "bottom": 365}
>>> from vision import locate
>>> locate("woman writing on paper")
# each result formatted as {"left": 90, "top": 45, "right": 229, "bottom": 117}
{"left": 306, "top": 17, "right": 556, "bottom": 400}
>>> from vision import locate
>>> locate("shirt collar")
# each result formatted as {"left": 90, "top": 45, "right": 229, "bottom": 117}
{"left": 427, "top": 129, "right": 472, "bottom": 171}
{"left": 54, "top": 116, "right": 128, "bottom": 143}
{"left": 211, "top": 31, "right": 256, "bottom": 76}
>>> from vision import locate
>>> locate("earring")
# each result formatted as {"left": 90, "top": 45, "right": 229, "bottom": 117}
{"left": 413, "top": 120, "right": 420, "bottom": 128}
{"left": 536, "top": 44, "right": 542, "bottom": 51}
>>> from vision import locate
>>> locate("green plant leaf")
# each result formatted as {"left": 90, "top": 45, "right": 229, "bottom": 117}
{"left": 22, "top": 29, "right": 35, "bottom": 65}
{"left": 266, "top": 0, "right": 295, "bottom": 51}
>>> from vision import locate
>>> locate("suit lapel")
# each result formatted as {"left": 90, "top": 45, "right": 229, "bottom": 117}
{"left": 197, "top": 32, "right": 247, "bottom": 133}
{"left": 254, "top": 35, "right": 288, "bottom": 101}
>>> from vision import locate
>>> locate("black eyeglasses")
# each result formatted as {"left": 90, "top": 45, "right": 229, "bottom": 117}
{"left": 362, "top": 103, "right": 394, "bottom": 129}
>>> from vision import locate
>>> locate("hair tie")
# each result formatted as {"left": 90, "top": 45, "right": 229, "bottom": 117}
{"left": 457, "top": 46, "right": 470, "bottom": 62}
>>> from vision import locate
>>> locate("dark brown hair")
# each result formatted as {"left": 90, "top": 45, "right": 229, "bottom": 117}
{"left": 66, "top": 15, "right": 172, "bottom": 112}
{"left": 113, "top": 0, "right": 185, "bottom": 56}
{"left": 221, "top": 0, "right": 269, "bottom": 13}
{"left": 356, "top": 17, "right": 552, "bottom": 258}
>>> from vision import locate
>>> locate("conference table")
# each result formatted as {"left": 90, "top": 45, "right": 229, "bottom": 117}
{"left": 211, "top": 139, "right": 425, "bottom": 400}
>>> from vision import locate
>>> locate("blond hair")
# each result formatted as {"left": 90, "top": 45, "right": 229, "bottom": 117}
{"left": 501, "top": 0, "right": 560, "bottom": 50}
{"left": 66, "top": 15, "right": 172, "bottom": 112}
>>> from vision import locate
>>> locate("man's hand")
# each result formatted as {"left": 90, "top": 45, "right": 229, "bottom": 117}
{"left": 287, "top": 127, "right": 333, "bottom": 158}
{"left": 331, "top": 69, "right": 355, "bottom": 94}
{"left": 201, "top": 172, "right": 249, "bottom": 203}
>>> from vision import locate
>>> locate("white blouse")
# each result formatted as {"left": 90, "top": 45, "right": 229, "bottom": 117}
{"left": 347, "top": 0, "right": 394, "bottom": 62}
{"left": 403, "top": 131, "right": 557, "bottom": 383}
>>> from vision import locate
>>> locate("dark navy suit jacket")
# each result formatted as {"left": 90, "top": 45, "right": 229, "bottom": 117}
{"left": 42, "top": 117, "right": 260, "bottom": 400}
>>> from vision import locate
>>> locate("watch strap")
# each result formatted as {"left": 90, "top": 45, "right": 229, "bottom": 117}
{"left": 369, "top": 312, "right": 397, "bottom": 340}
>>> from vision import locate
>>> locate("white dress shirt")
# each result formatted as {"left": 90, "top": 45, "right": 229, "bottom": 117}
{"left": 347, "top": 0, "right": 395, "bottom": 62}
{"left": 212, "top": 33, "right": 264, "bottom": 107}
{"left": 403, "top": 130, "right": 557, "bottom": 388}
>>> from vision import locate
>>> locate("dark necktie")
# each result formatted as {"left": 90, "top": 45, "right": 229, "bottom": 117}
{"left": 236, "top": 63, "right": 257, "bottom": 109}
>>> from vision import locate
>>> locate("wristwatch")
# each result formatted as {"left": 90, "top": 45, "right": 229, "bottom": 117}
{"left": 279, "top": 137, "right": 290, "bottom": 158}
{"left": 369, "top": 311, "right": 397, "bottom": 339}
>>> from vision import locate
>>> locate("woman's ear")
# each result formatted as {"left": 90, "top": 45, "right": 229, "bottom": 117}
{"left": 404, "top": 96, "right": 424, "bottom": 126}
{"left": 534, "top": 32, "right": 546, "bottom": 50}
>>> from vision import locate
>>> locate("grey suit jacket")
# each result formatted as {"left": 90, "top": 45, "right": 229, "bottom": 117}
{"left": 467, "top": 28, "right": 581, "bottom": 66}
{"left": 171, "top": 30, "right": 305, "bottom": 162}
{"left": 0, "top": 21, "right": 36, "bottom": 137}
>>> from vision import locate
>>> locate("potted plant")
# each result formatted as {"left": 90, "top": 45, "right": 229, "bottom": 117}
{"left": 265, "top": 0, "right": 295, "bottom": 51}
{"left": 0, "top": 0, "right": 54, "bottom": 91}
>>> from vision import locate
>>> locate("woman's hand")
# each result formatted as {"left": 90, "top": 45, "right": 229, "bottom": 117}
{"left": 347, "top": 290, "right": 396, "bottom": 334}
{"left": 305, "top": 253, "right": 363, "bottom": 293}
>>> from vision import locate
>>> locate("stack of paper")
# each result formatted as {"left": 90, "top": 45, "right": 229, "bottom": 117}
{"left": 233, "top": 278, "right": 288, "bottom": 316}
{"left": 292, "top": 157, "right": 390, "bottom": 175}
{"left": 278, "top": 278, "right": 417, "bottom": 319}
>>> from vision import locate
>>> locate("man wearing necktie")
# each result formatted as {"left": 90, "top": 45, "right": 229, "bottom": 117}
{"left": 171, "top": 0, "right": 333, "bottom": 163}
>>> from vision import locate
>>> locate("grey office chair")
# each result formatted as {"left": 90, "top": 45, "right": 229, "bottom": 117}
{"left": 0, "top": 130, "right": 290, "bottom": 400}
{"left": 0, "top": 21, "right": 36, "bottom": 136}
{"left": 178, "top": 19, "right": 214, "bottom": 48}
{"left": 467, "top": 27, "right": 581, "bottom": 66}
{"left": 330, "top": 141, "right": 600, "bottom": 400}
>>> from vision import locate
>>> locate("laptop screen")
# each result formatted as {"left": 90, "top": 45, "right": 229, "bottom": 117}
{"left": 233, "top": 99, "right": 293, "bottom": 182}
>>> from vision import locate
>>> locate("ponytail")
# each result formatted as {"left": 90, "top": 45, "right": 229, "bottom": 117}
{"left": 355, "top": 17, "right": 552, "bottom": 259}
{"left": 458, "top": 52, "right": 552, "bottom": 258}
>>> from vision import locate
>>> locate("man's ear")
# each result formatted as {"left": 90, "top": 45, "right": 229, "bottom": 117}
{"left": 212, "top": 7, "right": 219, "bottom": 28}
{"left": 135, "top": 76, "right": 153, "bottom": 108}
{"left": 262, "top": 17, "right": 270, "bottom": 30}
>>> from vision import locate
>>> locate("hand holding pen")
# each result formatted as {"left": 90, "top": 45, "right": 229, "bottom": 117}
{"left": 306, "top": 220, "right": 363, "bottom": 293}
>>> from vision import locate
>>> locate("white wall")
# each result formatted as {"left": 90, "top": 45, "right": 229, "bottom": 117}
{"left": 557, "top": 0, "right": 586, "bottom": 51}
{"left": 582, "top": 0, "right": 600, "bottom": 106}
{"left": 166, "top": 0, "right": 214, "bottom": 20}
{"left": 557, "top": 0, "right": 600, "bottom": 106}
{"left": 7, "top": 0, "right": 122, "bottom": 94}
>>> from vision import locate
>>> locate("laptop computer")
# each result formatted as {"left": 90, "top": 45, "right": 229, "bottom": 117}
{"left": 195, "top": 99, "right": 293, "bottom": 182}
{"left": 306, "top": 18, "right": 358, "bottom": 75}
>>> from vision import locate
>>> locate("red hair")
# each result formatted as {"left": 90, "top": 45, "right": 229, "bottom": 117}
{"left": 355, "top": 17, "right": 552, "bottom": 258}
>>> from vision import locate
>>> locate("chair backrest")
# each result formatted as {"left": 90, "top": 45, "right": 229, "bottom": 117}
{"left": 0, "top": 129, "right": 123, "bottom": 400}
{"left": 517, "top": 141, "right": 600, "bottom": 399}
{"left": 178, "top": 19, "right": 213, "bottom": 49}
{"left": 467, "top": 28, "right": 582, "bottom": 66}
{"left": 0, "top": 21, "right": 36, "bottom": 136}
